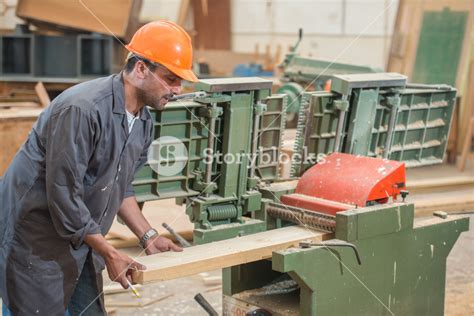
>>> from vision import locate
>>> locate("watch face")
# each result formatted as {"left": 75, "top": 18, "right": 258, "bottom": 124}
{"left": 141, "top": 229, "right": 158, "bottom": 247}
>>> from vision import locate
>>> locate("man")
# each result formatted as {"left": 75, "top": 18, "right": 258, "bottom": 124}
{"left": 0, "top": 20, "right": 199, "bottom": 315}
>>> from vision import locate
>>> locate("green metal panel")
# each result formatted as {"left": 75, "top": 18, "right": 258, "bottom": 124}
{"left": 256, "top": 94, "right": 287, "bottom": 182}
{"left": 291, "top": 76, "right": 456, "bottom": 175}
{"left": 371, "top": 88, "right": 457, "bottom": 167}
{"left": 291, "top": 91, "right": 339, "bottom": 177}
{"left": 345, "top": 89, "right": 379, "bottom": 155}
{"left": 270, "top": 205, "right": 469, "bottom": 315}
{"left": 412, "top": 8, "right": 468, "bottom": 86}
{"left": 337, "top": 203, "right": 414, "bottom": 241}
{"left": 193, "top": 218, "right": 267, "bottom": 245}
{"left": 132, "top": 77, "right": 282, "bottom": 242}
{"left": 222, "top": 203, "right": 469, "bottom": 315}
{"left": 195, "top": 77, "right": 272, "bottom": 93}
{"left": 132, "top": 102, "right": 213, "bottom": 202}
{"left": 279, "top": 56, "right": 380, "bottom": 114}
{"left": 133, "top": 77, "right": 277, "bottom": 205}
{"left": 331, "top": 73, "right": 406, "bottom": 96}
{"left": 283, "top": 56, "right": 380, "bottom": 89}
{"left": 218, "top": 92, "right": 253, "bottom": 198}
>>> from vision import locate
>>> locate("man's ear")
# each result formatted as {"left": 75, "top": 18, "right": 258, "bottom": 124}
{"left": 135, "top": 60, "right": 148, "bottom": 80}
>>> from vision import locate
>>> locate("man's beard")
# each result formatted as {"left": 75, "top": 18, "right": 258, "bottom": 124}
{"left": 136, "top": 87, "right": 171, "bottom": 111}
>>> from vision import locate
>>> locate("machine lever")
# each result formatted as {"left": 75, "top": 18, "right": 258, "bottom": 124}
{"left": 162, "top": 222, "right": 192, "bottom": 248}
{"left": 194, "top": 293, "right": 218, "bottom": 316}
{"left": 300, "top": 239, "right": 362, "bottom": 265}
{"left": 169, "top": 91, "right": 208, "bottom": 101}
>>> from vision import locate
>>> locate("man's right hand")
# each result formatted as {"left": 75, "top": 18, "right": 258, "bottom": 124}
{"left": 104, "top": 249, "right": 146, "bottom": 289}
{"left": 84, "top": 233, "right": 146, "bottom": 289}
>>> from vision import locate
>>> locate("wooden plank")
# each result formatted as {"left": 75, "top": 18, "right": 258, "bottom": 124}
{"left": 132, "top": 226, "right": 330, "bottom": 284}
{"left": 414, "top": 191, "right": 474, "bottom": 217}
{"left": 0, "top": 108, "right": 43, "bottom": 119}
{"left": 15, "top": 0, "right": 142, "bottom": 41}
{"left": 458, "top": 117, "right": 474, "bottom": 171}
{"left": 0, "top": 109, "right": 42, "bottom": 175}
{"left": 112, "top": 199, "right": 192, "bottom": 240}
{"left": 106, "top": 293, "right": 173, "bottom": 308}
{"left": 387, "top": 0, "right": 424, "bottom": 76}
{"left": 387, "top": 0, "right": 473, "bottom": 90}
{"left": 192, "top": 0, "right": 230, "bottom": 50}
{"left": 459, "top": 59, "right": 474, "bottom": 154}
{"left": 0, "top": 102, "right": 39, "bottom": 108}
{"left": 34, "top": 82, "right": 50, "bottom": 108}
{"left": 414, "top": 214, "right": 469, "bottom": 228}
{"left": 408, "top": 176, "right": 474, "bottom": 193}
{"left": 446, "top": 97, "right": 459, "bottom": 163}
{"left": 177, "top": 0, "right": 191, "bottom": 26}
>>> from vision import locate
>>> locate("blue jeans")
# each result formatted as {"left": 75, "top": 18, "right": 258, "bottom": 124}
{"left": 2, "top": 257, "right": 104, "bottom": 316}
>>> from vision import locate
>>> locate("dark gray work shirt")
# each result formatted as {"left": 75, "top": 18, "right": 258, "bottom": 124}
{"left": 0, "top": 74, "right": 153, "bottom": 315}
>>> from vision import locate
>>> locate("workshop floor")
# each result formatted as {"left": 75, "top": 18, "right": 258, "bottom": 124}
{"left": 104, "top": 246, "right": 223, "bottom": 315}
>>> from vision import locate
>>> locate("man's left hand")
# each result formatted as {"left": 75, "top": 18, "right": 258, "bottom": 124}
{"left": 144, "top": 236, "right": 183, "bottom": 255}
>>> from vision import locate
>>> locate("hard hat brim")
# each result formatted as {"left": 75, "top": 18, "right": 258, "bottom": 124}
{"left": 162, "top": 62, "right": 199, "bottom": 83}
{"left": 125, "top": 45, "right": 199, "bottom": 83}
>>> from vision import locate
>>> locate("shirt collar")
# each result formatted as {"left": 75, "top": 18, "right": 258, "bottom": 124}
{"left": 112, "top": 72, "right": 150, "bottom": 121}
{"left": 112, "top": 72, "right": 126, "bottom": 116}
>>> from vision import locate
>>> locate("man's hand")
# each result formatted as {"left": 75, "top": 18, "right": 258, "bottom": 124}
{"left": 84, "top": 233, "right": 146, "bottom": 289}
{"left": 144, "top": 236, "right": 183, "bottom": 255}
{"left": 104, "top": 249, "right": 146, "bottom": 289}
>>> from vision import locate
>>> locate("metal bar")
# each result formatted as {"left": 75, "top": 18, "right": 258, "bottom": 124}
{"left": 162, "top": 222, "right": 192, "bottom": 248}
{"left": 405, "top": 83, "right": 452, "bottom": 90}
{"left": 249, "top": 112, "right": 260, "bottom": 178}
{"left": 169, "top": 91, "right": 207, "bottom": 101}
{"left": 384, "top": 101, "right": 399, "bottom": 158}
{"left": 299, "top": 239, "right": 362, "bottom": 265}
{"left": 194, "top": 293, "right": 218, "bottom": 316}
{"left": 334, "top": 95, "right": 348, "bottom": 153}
{"left": 205, "top": 104, "right": 217, "bottom": 195}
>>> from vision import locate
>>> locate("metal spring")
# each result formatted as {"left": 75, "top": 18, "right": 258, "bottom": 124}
{"left": 207, "top": 204, "right": 238, "bottom": 221}
{"left": 210, "top": 219, "right": 231, "bottom": 226}
{"left": 267, "top": 203, "right": 336, "bottom": 233}
{"left": 290, "top": 98, "right": 309, "bottom": 177}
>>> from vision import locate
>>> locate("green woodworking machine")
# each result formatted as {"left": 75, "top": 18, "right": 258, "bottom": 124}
{"left": 277, "top": 29, "right": 380, "bottom": 124}
{"left": 131, "top": 76, "right": 468, "bottom": 315}
{"left": 291, "top": 73, "right": 456, "bottom": 175}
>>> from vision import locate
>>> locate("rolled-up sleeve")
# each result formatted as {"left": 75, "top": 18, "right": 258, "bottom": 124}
{"left": 45, "top": 105, "right": 100, "bottom": 249}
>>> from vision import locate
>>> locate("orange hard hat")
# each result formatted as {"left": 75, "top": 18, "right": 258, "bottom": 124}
{"left": 125, "top": 20, "right": 198, "bottom": 82}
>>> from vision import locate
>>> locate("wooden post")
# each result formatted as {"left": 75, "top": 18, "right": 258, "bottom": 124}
{"left": 458, "top": 117, "right": 474, "bottom": 171}
{"left": 34, "top": 82, "right": 50, "bottom": 107}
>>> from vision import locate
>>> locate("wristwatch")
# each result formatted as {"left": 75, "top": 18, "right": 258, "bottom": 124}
{"left": 139, "top": 228, "right": 159, "bottom": 249}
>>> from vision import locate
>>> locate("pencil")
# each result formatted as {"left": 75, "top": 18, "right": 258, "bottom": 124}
{"left": 126, "top": 279, "right": 141, "bottom": 298}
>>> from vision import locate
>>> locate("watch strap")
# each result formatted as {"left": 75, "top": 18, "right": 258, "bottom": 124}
{"left": 139, "top": 228, "right": 158, "bottom": 248}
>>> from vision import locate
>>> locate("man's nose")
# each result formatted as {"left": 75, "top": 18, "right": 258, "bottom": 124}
{"left": 170, "top": 85, "right": 182, "bottom": 95}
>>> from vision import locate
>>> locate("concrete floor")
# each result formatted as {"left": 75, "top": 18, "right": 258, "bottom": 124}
{"left": 445, "top": 213, "right": 474, "bottom": 316}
